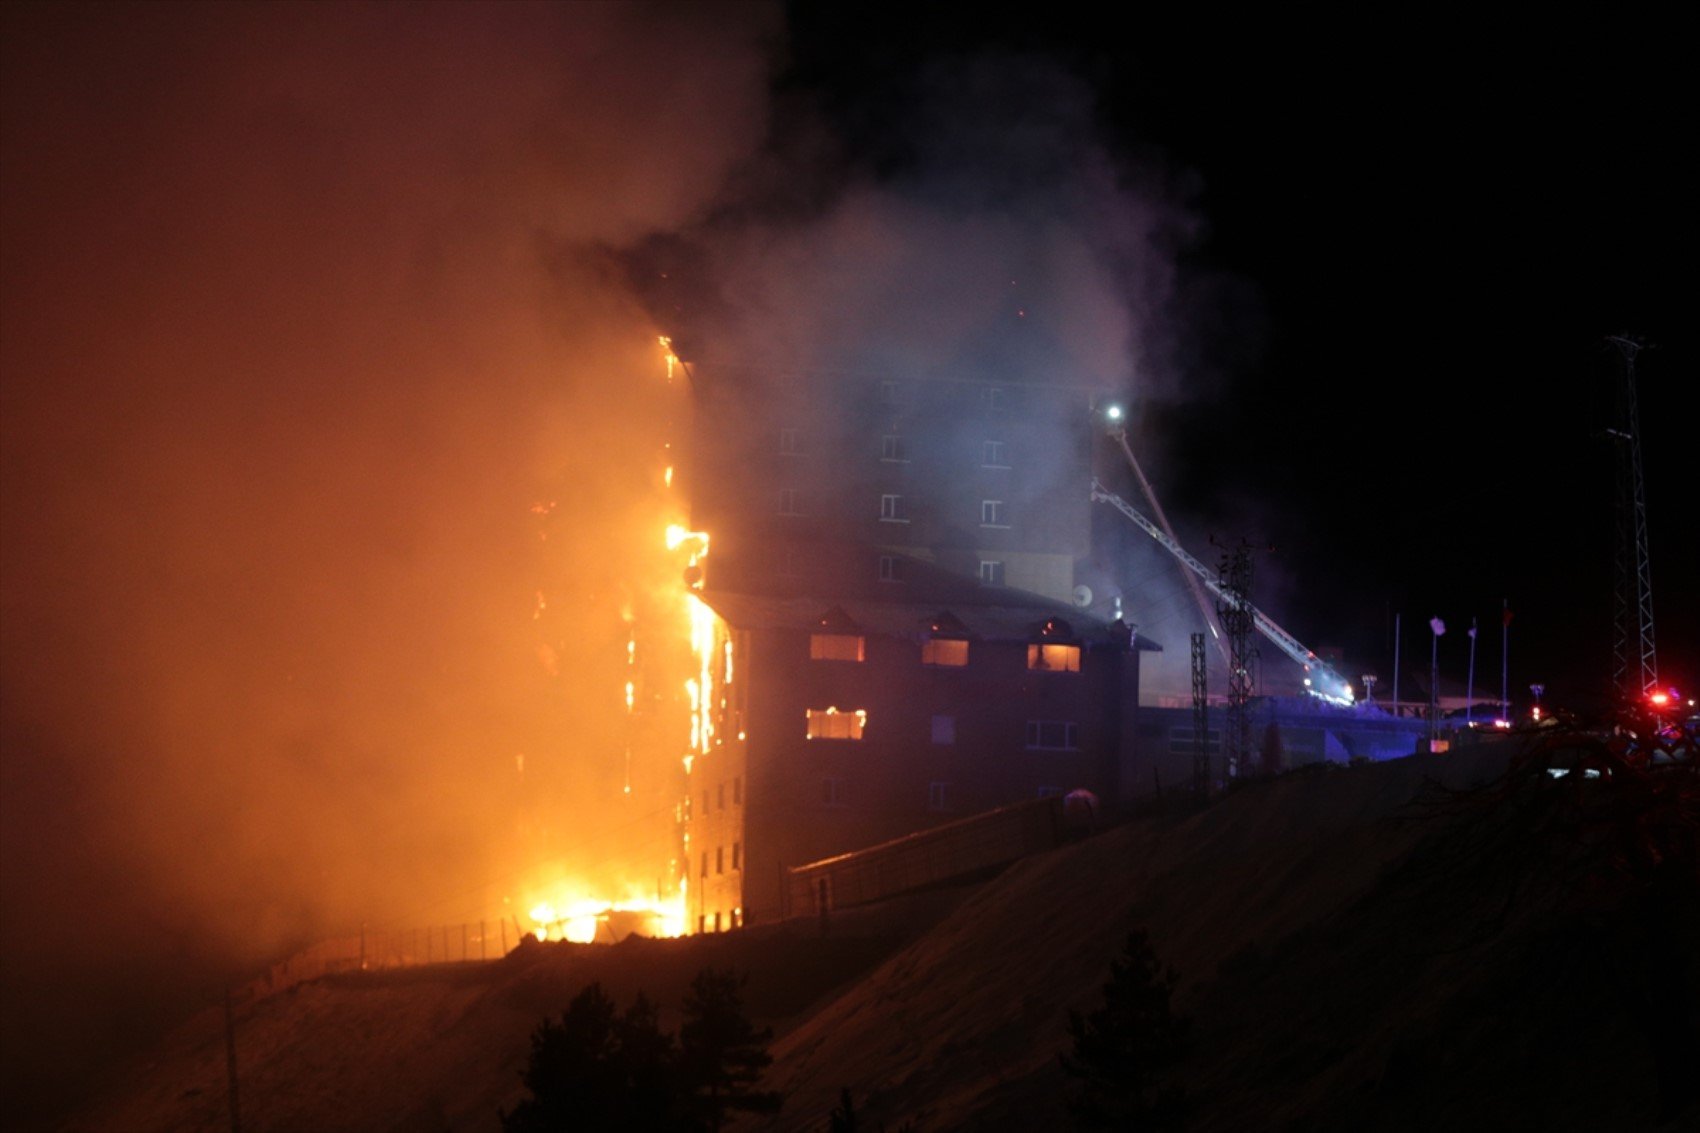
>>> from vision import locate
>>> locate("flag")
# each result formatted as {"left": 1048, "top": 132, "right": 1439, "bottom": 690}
{"left": 1430, "top": 617, "right": 1446, "bottom": 636}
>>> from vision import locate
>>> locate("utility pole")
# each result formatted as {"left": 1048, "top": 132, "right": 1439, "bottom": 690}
{"left": 1607, "top": 335, "right": 1657, "bottom": 699}
{"left": 1428, "top": 617, "right": 1445, "bottom": 750}
{"left": 1191, "top": 632, "right": 1209, "bottom": 795}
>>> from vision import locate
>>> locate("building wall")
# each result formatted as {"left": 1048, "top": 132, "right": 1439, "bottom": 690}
{"left": 691, "top": 371, "right": 1098, "bottom": 605}
{"left": 735, "top": 623, "right": 1138, "bottom": 924}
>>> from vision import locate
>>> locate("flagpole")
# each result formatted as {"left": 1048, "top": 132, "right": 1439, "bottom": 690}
{"left": 1392, "top": 613, "right": 1401, "bottom": 719}
{"left": 1500, "top": 599, "right": 1510, "bottom": 722}
{"left": 1466, "top": 617, "right": 1478, "bottom": 726}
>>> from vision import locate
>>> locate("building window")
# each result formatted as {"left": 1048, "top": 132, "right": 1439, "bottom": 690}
{"left": 880, "top": 494, "right": 908, "bottom": 523}
{"left": 978, "top": 560, "right": 1005, "bottom": 586}
{"left": 732, "top": 842, "right": 741, "bottom": 870}
{"left": 703, "top": 791, "right": 710, "bottom": 816}
{"left": 700, "top": 852, "right": 708, "bottom": 878}
{"left": 809, "top": 633, "right": 865, "bottom": 662}
{"left": 982, "top": 439, "right": 1008, "bottom": 468}
{"left": 779, "top": 427, "right": 800, "bottom": 455}
{"left": 921, "top": 639, "right": 969, "bottom": 667}
{"left": 880, "top": 434, "right": 907, "bottom": 462}
{"left": 716, "top": 847, "right": 724, "bottom": 874}
{"left": 980, "top": 499, "right": 1007, "bottom": 527}
{"left": 733, "top": 776, "right": 742, "bottom": 805}
{"left": 928, "top": 782, "right": 951, "bottom": 811}
{"left": 778, "top": 488, "right": 802, "bottom": 516}
{"left": 821, "top": 777, "right": 845, "bottom": 807}
{"left": 717, "top": 783, "right": 725, "bottom": 810}
{"left": 879, "top": 555, "right": 907, "bottom": 583}
{"left": 931, "top": 715, "right": 956, "bottom": 745}
{"left": 1026, "top": 720, "right": 1079, "bottom": 750}
{"left": 1027, "top": 643, "right": 1082, "bottom": 672}
{"left": 879, "top": 380, "right": 903, "bottom": 405}
{"left": 806, "top": 708, "right": 867, "bottom": 741}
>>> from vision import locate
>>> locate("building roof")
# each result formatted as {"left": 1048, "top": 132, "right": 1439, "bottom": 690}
{"left": 697, "top": 588, "right": 1161, "bottom": 650}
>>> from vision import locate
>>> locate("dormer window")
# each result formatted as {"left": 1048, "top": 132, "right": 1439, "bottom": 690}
{"left": 810, "top": 633, "right": 865, "bottom": 662}
{"left": 1027, "top": 643, "right": 1081, "bottom": 672}
{"left": 810, "top": 607, "right": 864, "bottom": 661}
{"left": 1028, "top": 617, "right": 1080, "bottom": 671}
{"left": 921, "top": 610, "right": 971, "bottom": 667}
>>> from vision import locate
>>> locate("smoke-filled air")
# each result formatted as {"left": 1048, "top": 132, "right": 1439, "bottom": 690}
{"left": 1, "top": 2, "right": 1221, "bottom": 1116}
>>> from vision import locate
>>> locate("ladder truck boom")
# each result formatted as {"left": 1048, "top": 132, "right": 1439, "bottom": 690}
{"left": 1090, "top": 479, "right": 1355, "bottom": 704}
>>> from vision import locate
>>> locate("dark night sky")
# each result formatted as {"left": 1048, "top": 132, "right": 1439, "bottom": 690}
{"left": 781, "top": 4, "right": 1695, "bottom": 708}
{"left": 0, "top": 3, "right": 1691, "bottom": 1124}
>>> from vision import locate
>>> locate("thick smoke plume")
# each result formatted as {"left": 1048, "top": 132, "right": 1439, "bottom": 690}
{"left": 1, "top": 2, "right": 774, "bottom": 1118}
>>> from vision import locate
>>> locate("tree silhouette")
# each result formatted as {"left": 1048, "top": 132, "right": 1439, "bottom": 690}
{"left": 678, "top": 969, "right": 783, "bottom": 1131}
{"left": 1060, "top": 931, "right": 1190, "bottom": 1129}
{"left": 502, "top": 983, "right": 683, "bottom": 1132}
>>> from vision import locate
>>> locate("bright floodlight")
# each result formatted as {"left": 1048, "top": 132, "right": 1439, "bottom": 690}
{"left": 1105, "top": 404, "right": 1124, "bottom": 421}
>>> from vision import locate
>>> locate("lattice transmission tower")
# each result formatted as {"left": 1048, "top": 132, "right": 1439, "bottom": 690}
{"left": 1217, "top": 546, "right": 1256, "bottom": 779}
{"left": 1607, "top": 335, "right": 1657, "bottom": 699}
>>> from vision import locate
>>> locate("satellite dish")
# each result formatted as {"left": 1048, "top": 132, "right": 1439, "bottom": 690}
{"left": 1072, "top": 584, "right": 1093, "bottom": 608}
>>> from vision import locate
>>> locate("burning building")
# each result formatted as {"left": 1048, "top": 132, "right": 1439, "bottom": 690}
{"left": 677, "top": 367, "right": 1155, "bottom": 928}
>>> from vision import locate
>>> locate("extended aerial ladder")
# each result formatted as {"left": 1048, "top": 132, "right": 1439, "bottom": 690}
{"left": 1091, "top": 425, "right": 1356, "bottom": 705}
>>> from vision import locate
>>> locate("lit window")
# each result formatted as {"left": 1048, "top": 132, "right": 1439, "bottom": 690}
{"left": 881, "top": 434, "right": 907, "bottom": 462}
{"left": 982, "top": 439, "right": 1008, "bottom": 467}
{"left": 980, "top": 499, "right": 1007, "bottom": 527}
{"left": 921, "top": 639, "right": 969, "bottom": 667}
{"left": 821, "top": 777, "right": 844, "bottom": 806}
{"left": 779, "top": 427, "right": 800, "bottom": 455}
{"left": 931, "top": 715, "right": 956, "bottom": 745}
{"left": 1026, "top": 720, "right": 1079, "bottom": 750}
{"left": 879, "top": 555, "right": 907, "bottom": 583}
{"left": 809, "top": 633, "right": 865, "bottom": 662}
{"left": 1027, "top": 643, "right": 1081, "bottom": 672}
{"left": 778, "top": 488, "right": 802, "bottom": 516}
{"left": 880, "top": 494, "right": 908, "bottom": 523}
{"left": 928, "top": 782, "right": 951, "bottom": 811}
{"left": 806, "top": 708, "right": 867, "bottom": 740}
{"left": 978, "top": 560, "right": 1005, "bottom": 586}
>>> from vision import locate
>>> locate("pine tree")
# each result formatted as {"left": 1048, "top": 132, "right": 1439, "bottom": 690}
{"left": 503, "top": 982, "right": 626, "bottom": 1132}
{"left": 1060, "top": 931, "right": 1190, "bottom": 1129}
{"left": 678, "top": 969, "right": 783, "bottom": 1131}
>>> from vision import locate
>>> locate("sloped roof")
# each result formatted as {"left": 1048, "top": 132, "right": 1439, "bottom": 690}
{"left": 696, "top": 588, "right": 1161, "bottom": 650}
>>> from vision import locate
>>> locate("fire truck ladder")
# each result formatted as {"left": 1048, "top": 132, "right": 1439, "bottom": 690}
{"left": 1090, "top": 479, "right": 1353, "bottom": 704}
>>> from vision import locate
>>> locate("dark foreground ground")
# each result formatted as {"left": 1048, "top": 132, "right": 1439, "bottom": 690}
{"left": 65, "top": 743, "right": 1698, "bottom": 1132}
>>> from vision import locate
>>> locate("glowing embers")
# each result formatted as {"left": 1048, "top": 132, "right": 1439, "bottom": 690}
{"left": 1027, "top": 643, "right": 1081, "bottom": 672}
{"left": 809, "top": 633, "right": 865, "bottom": 662}
{"left": 921, "top": 638, "right": 969, "bottom": 667}
{"left": 527, "top": 887, "right": 687, "bottom": 944}
{"left": 806, "top": 707, "right": 867, "bottom": 741}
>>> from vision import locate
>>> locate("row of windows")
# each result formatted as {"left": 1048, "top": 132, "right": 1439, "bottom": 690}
{"left": 698, "top": 909, "right": 743, "bottom": 934}
{"left": 820, "top": 778, "right": 1062, "bottom": 809}
{"left": 877, "top": 556, "right": 1005, "bottom": 586}
{"left": 699, "top": 842, "right": 742, "bottom": 876}
{"left": 781, "top": 429, "right": 1012, "bottom": 468}
{"left": 694, "top": 777, "right": 743, "bottom": 817}
{"left": 805, "top": 708, "right": 1081, "bottom": 751}
{"left": 807, "top": 632, "right": 1079, "bottom": 672}
{"left": 776, "top": 490, "right": 1010, "bottom": 528}
{"left": 876, "top": 381, "right": 1018, "bottom": 413}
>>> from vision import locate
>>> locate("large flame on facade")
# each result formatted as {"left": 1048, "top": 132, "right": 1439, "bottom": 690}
{"left": 508, "top": 337, "right": 717, "bottom": 944}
